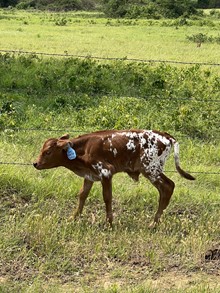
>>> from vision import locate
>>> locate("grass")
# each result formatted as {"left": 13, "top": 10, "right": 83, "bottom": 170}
{"left": 0, "top": 8, "right": 220, "bottom": 292}
{"left": 0, "top": 130, "right": 219, "bottom": 292}
{"left": 0, "top": 9, "right": 220, "bottom": 65}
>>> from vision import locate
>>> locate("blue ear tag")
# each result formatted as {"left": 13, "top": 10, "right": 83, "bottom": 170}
{"left": 67, "top": 145, "right": 76, "bottom": 160}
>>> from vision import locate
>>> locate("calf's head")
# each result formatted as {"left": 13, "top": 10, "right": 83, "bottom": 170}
{"left": 33, "top": 134, "right": 74, "bottom": 170}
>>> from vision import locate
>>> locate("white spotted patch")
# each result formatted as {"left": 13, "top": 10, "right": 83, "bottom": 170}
{"left": 125, "top": 132, "right": 138, "bottom": 139}
{"left": 108, "top": 137, "right": 113, "bottom": 147}
{"left": 92, "top": 161, "right": 111, "bottom": 179}
{"left": 113, "top": 130, "right": 172, "bottom": 182}
{"left": 119, "top": 131, "right": 138, "bottom": 152}
{"left": 107, "top": 137, "right": 118, "bottom": 157}
{"left": 126, "top": 139, "right": 136, "bottom": 151}
{"left": 113, "top": 148, "right": 118, "bottom": 157}
{"left": 101, "top": 168, "right": 111, "bottom": 177}
{"left": 139, "top": 130, "right": 172, "bottom": 182}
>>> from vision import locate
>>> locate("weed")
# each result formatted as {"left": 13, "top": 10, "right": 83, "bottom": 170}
{"left": 54, "top": 17, "right": 68, "bottom": 26}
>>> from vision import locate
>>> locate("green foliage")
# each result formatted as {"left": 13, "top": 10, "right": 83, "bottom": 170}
{"left": 210, "top": 8, "right": 220, "bottom": 17}
{"left": 15, "top": 0, "right": 98, "bottom": 10}
{"left": 0, "top": 54, "right": 219, "bottom": 140}
{"left": 0, "top": 0, "right": 18, "bottom": 7}
{"left": 102, "top": 0, "right": 198, "bottom": 19}
{"left": 197, "top": 0, "right": 220, "bottom": 8}
{"left": 54, "top": 16, "right": 68, "bottom": 25}
{"left": 16, "top": 0, "right": 35, "bottom": 9}
{"left": 2, "top": 0, "right": 220, "bottom": 15}
{"left": 186, "top": 32, "right": 220, "bottom": 44}
{"left": 0, "top": 96, "right": 26, "bottom": 128}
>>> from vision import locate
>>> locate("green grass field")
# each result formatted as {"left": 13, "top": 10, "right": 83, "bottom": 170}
{"left": 0, "top": 9, "right": 220, "bottom": 293}
{"left": 1, "top": 9, "right": 220, "bottom": 64}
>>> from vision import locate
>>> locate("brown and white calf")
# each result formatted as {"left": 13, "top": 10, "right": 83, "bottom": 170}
{"left": 33, "top": 129, "right": 195, "bottom": 227}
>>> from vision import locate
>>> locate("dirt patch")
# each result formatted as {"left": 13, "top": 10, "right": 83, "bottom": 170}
{"left": 145, "top": 271, "right": 220, "bottom": 292}
{"left": 63, "top": 270, "right": 220, "bottom": 292}
{"left": 1, "top": 262, "right": 220, "bottom": 292}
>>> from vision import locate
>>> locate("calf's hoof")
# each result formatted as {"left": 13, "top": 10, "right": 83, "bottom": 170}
{"left": 148, "top": 220, "right": 160, "bottom": 229}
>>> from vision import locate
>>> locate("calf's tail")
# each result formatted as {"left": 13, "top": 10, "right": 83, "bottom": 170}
{"left": 173, "top": 140, "right": 195, "bottom": 180}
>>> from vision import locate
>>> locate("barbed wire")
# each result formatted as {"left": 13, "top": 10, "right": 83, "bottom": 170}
{"left": 0, "top": 161, "right": 219, "bottom": 176}
{"left": 1, "top": 130, "right": 219, "bottom": 175}
{"left": 0, "top": 162, "right": 31, "bottom": 166}
{"left": 1, "top": 127, "right": 220, "bottom": 141}
{"left": 1, "top": 49, "right": 220, "bottom": 67}
{"left": 1, "top": 127, "right": 87, "bottom": 133}
{"left": 1, "top": 88, "right": 220, "bottom": 103}
{"left": 0, "top": 50, "right": 219, "bottom": 176}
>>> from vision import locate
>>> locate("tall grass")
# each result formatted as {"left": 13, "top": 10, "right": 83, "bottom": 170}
{"left": 0, "top": 55, "right": 219, "bottom": 139}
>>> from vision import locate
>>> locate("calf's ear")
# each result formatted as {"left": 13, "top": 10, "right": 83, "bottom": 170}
{"left": 57, "top": 134, "right": 71, "bottom": 149}
{"left": 57, "top": 139, "right": 70, "bottom": 150}
{"left": 57, "top": 139, "right": 76, "bottom": 160}
{"left": 59, "top": 133, "right": 70, "bottom": 140}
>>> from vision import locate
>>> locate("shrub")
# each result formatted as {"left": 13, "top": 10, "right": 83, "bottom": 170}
{"left": 0, "top": 96, "right": 26, "bottom": 128}
{"left": 186, "top": 32, "right": 210, "bottom": 43}
{"left": 102, "top": 0, "right": 198, "bottom": 19}
{"left": 16, "top": 0, "right": 36, "bottom": 9}
{"left": 0, "top": 54, "right": 219, "bottom": 139}
{"left": 210, "top": 9, "right": 220, "bottom": 18}
{"left": 186, "top": 33, "right": 220, "bottom": 44}
{"left": 54, "top": 17, "right": 68, "bottom": 25}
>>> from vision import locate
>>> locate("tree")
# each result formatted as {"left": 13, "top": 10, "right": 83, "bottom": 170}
{"left": 102, "top": 0, "right": 198, "bottom": 18}
{"left": 208, "top": 0, "right": 220, "bottom": 7}
{"left": 156, "top": 0, "right": 197, "bottom": 18}
{"left": 102, "top": 0, "right": 130, "bottom": 17}
{"left": 0, "top": 0, "right": 18, "bottom": 7}
{"left": 197, "top": 0, "right": 209, "bottom": 8}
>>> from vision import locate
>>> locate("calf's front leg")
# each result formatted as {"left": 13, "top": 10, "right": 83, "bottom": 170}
{"left": 73, "top": 178, "right": 94, "bottom": 219}
{"left": 101, "top": 177, "right": 113, "bottom": 227}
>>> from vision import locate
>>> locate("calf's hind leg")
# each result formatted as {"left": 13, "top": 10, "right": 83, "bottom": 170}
{"left": 142, "top": 172, "right": 175, "bottom": 228}
{"left": 151, "top": 173, "right": 175, "bottom": 227}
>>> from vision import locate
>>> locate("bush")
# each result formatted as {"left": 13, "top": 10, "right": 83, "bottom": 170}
{"left": 15, "top": 0, "right": 97, "bottom": 11}
{"left": 0, "top": 54, "right": 219, "bottom": 139}
{"left": 210, "top": 9, "right": 220, "bottom": 18}
{"left": 0, "top": 96, "right": 26, "bottom": 128}
{"left": 16, "top": 0, "right": 36, "bottom": 9}
{"left": 0, "top": 0, "right": 18, "bottom": 7}
{"left": 54, "top": 17, "right": 68, "bottom": 25}
{"left": 102, "top": 0, "right": 198, "bottom": 19}
{"left": 186, "top": 33, "right": 220, "bottom": 44}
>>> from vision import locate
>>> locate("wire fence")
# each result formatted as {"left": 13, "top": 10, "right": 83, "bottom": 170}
{"left": 0, "top": 49, "right": 219, "bottom": 176}
{"left": 1, "top": 49, "right": 220, "bottom": 67}
{"left": 1, "top": 89, "right": 220, "bottom": 104}
{"left": 0, "top": 161, "right": 219, "bottom": 176}
{"left": 1, "top": 127, "right": 220, "bottom": 140}
{"left": 0, "top": 127, "right": 219, "bottom": 176}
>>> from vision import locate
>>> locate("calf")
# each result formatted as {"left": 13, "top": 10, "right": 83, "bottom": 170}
{"left": 33, "top": 129, "right": 195, "bottom": 227}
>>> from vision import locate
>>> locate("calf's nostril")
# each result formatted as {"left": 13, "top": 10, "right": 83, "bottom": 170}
{"left": 33, "top": 162, "right": 37, "bottom": 168}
